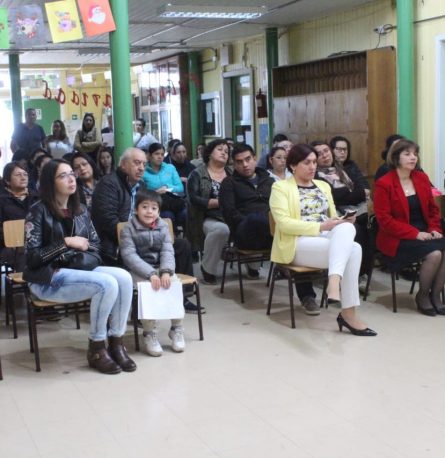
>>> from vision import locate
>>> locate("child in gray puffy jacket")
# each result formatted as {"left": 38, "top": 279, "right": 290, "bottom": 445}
{"left": 120, "top": 188, "right": 185, "bottom": 356}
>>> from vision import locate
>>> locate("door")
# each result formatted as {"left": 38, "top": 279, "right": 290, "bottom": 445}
{"left": 231, "top": 75, "right": 253, "bottom": 146}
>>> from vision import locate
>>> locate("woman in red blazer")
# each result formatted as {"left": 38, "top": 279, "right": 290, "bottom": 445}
{"left": 374, "top": 139, "right": 445, "bottom": 316}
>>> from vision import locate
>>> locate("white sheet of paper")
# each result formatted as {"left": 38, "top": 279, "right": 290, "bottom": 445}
{"left": 102, "top": 133, "right": 114, "bottom": 147}
{"left": 137, "top": 280, "right": 184, "bottom": 320}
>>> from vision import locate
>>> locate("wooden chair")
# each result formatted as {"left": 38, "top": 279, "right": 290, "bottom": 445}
{"left": 267, "top": 213, "right": 327, "bottom": 328}
{"left": 4, "top": 219, "right": 90, "bottom": 372}
{"left": 117, "top": 219, "right": 204, "bottom": 352}
{"left": 220, "top": 236, "right": 272, "bottom": 304}
{"left": 3, "top": 219, "right": 27, "bottom": 339}
{"left": 363, "top": 214, "right": 429, "bottom": 313}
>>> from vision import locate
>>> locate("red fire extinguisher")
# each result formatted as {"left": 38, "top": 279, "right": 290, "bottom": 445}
{"left": 256, "top": 89, "right": 267, "bottom": 118}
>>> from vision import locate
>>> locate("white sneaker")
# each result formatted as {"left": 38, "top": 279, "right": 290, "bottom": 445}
{"left": 168, "top": 327, "right": 186, "bottom": 353}
{"left": 143, "top": 331, "right": 163, "bottom": 357}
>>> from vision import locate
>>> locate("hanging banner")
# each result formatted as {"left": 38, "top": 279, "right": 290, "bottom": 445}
{"left": 45, "top": 0, "right": 83, "bottom": 43}
{"left": 10, "top": 4, "right": 46, "bottom": 47}
{"left": 77, "top": 0, "right": 116, "bottom": 36}
{"left": 0, "top": 8, "right": 9, "bottom": 49}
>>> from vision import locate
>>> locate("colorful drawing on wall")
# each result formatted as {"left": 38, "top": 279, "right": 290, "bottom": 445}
{"left": 10, "top": 4, "right": 47, "bottom": 47}
{"left": 77, "top": 0, "right": 116, "bottom": 36}
{"left": 45, "top": 0, "right": 83, "bottom": 43}
{"left": 0, "top": 8, "right": 9, "bottom": 49}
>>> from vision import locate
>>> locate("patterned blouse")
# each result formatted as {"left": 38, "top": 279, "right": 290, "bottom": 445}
{"left": 298, "top": 185, "right": 329, "bottom": 222}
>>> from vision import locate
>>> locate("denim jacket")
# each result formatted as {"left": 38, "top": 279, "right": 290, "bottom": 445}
{"left": 24, "top": 201, "right": 101, "bottom": 284}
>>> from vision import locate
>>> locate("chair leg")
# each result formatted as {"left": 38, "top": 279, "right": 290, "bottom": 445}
{"left": 220, "top": 259, "right": 228, "bottom": 294}
{"left": 195, "top": 282, "right": 204, "bottom": 341}
{"left": 75, "top": 304, "right": 80, "bottom": 329}
{"left": 132, "top": 292, "right": 140, "bottom": 352}
{"left": 320, "top": 277, "right": 327, "bottom": 308}
{"left": 28, "top": 305, "right": 41, "bottom": 372}
{"left": 26, "top": 295, "right": 34, "bottom": 354}
{"left": 5, "top": 279, "right": 18, "bottom": 339}
{"left": 288, "top": 276, "right": 296, "bottom": 329}
{"left": 266, "top": 262, "right": 274, "bottom": 287}
{"left": 267, "top": 266, "right": 277, "bottom": 315}
{"left": 237, "top": 256, "right": 244, "bottom": 303}
{"left": 0, "top": 354, "right": 3, "bottom": 380}
{"left": 391, "top": 272, "right": 397, "bottom": 313}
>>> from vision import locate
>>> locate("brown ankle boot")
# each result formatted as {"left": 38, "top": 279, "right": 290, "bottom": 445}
{"left": 87, "top": 340, "right": 122, "bottom": 374}
{"left": 108, "top": 336, "right": 137, "bottom": 372}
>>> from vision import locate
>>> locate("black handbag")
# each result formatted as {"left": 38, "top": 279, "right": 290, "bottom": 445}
{"left": 54, "top": 249, "right": 102, "bottom": 271}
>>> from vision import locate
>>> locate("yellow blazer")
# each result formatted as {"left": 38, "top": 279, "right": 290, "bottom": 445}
{"left": 269, "top": 177, "right": 337, "bottom": 264}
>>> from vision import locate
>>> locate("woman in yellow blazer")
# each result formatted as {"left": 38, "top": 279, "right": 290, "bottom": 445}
{"left": 269, "top": 144, "right": 376, "bottom": 336}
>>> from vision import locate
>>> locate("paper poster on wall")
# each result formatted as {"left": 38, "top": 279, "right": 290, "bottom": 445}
{"left": 10, "top": 4, "right": 47, "bottom": 47}
{"left": 45, "top": 0, "right": 83, "bottom": 43}
{"left": 245, "top": 130, "right": 253, "bottom": 147}
{"left": 0, "top": 8, "right": 10, "bottom": 49}
{"left": 77, "top": 0, "right": 116, "bottom": 36}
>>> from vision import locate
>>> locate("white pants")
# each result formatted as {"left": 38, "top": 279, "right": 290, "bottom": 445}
{"left": 292, "top": 223, "right": 361, "bottom": 309}
{"left": 202, "top": 218, "right": 230, "bottom": 275}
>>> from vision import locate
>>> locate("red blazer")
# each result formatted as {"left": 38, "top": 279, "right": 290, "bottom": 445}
{"left": 374, "top": 169, "right": 441, "bottom": 257}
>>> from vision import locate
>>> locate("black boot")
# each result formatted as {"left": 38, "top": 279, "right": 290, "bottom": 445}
{"left": 87, "top": 340, "right": 122, "bottom": 374}
{"left": 108, "top": 336, "right": 137, "bottom": 372}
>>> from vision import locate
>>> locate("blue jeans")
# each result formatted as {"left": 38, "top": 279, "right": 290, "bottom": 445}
{"left": 29, "top": 266, "right": 133, "bottom": 341}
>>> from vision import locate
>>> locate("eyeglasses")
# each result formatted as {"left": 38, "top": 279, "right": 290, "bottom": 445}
{"left": 56, "top": 171, "right": 76, "bottom": 180}
{"left": 334, "top": 147, "right": 348, "bottom": 152}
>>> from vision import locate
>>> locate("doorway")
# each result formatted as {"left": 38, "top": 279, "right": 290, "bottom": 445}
{"left": 435, "top": 34, "right": 445, "bottom": 191}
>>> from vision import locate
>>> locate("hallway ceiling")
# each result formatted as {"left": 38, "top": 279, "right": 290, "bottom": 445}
{"left": 0, "top": 0, "right": 374, "bottom": 67}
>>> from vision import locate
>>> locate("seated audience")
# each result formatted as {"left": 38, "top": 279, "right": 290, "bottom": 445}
{"left": 267, "top": 146, "right": 292, "bottom": 181}
{"left": 219, "top": 143, "right": 274, "bottom": 278}
{"left": 169, "top": 142, "right": 195, "bottom": 187}
{"left": 45, "top": 120, "right": 72, "bottom": 159}
{"left": 143, "top": 142, "right": 186, "bottom": 229}
{"left": 91, "top": 147, "right": 201, "bottom": 314}
{"left": 0, "top": 161, "right": 38, "bottom": 270}
{"left": 374, "top": 139, "right": 445, "bottom": 316}
{"left": 72, "top": 152, "right": 100, "bottom": 215}
{"left": 29, "top": 153, "right": 52, "bottom": 192}
{"left": 120, "top": 189, "right": 188, "bottom": 356}
{"left": 329, "top": 135, "right": 370, "bottom": 197}
{"left": 374, "top": 134, "right": 405, "bottom": 182}
{"left": 191, "top": 143, "right": 205, "bottom": 168}
{"left": 24, "top": 159, "right": 136, "bottom": 374}
{"left": 187, "top": 140, "right": 231, "bottom": 284}
{"left": 270, "top": 144, "right": 376, "bottom": 335}
{"left": 258, "top": 133, "right": 291, "bottom": 169}
{"left": 74, "top": 113, "right": 102, "bottom": 159}
{"left": 312, "top": 140, "right": 370, "bottom": 276}
{"left": 97, "top": 147, "right": 115, "bottom": 176}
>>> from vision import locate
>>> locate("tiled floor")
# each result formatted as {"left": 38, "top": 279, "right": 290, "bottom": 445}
{"left": 1, "top": 265, "right": 444, "bottom": 458}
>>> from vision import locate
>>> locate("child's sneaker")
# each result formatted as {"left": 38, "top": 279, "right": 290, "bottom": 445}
{"left": 168, "top": 326, "right": 186, "bottom": 353}
{"left": 143, "top": 331, "right": 163, "bottom": 357}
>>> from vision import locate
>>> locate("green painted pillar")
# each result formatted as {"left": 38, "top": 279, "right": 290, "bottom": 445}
{"left": 266, "top": 28, "right": 278, "bottom": 147}
{"left": 109, "top": 0, "right": 133, "bottom": 160}
{"left": 9, "top": 54, "right": 22, "bottom": 127}
{"left": 396, "top": 0, "right": 415, "bottom": 138}
{"left": 188, "top": 52, "right": 202, "bottom": 152}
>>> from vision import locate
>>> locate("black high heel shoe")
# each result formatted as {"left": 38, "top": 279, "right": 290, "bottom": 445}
{"left": 337, "top": 313, "right": 377, "bottom": 336}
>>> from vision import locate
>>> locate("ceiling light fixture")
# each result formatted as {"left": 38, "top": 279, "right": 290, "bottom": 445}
{"left": 158, "top": 4, "right": 266, "bottom": 19}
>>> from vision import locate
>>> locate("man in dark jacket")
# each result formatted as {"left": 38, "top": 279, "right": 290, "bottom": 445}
{"left": 91, "top": 147, "right": 202, "bottom": 313}
{"left": 219, "top": 143, "right": 274, "bottom": 259}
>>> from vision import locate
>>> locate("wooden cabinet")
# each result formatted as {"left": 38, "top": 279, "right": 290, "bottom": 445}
{"left": 272, "top": 47, "right": 396, "bottom": 182}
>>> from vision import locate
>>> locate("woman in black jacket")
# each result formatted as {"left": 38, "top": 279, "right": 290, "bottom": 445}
{"left": 24, "top": 159, "right": 136, "bottom": 375}
{"left": 0, "top": 161, "right": 39, "bottom": 270}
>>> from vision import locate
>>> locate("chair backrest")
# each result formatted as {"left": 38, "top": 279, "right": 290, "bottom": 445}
{"left": 268, "top": 212, "right": 275, "bottom": 237}
{"left": 117, "top": 221, "right": 127, "bottom": 245}
{"left": 163, "top": 218, "right": 174, "bottom": 240}
{"left": 434, "top": 195, "right": 445, "bottom": 219}
{"left": 3, "top": 219, "right": 25, "bottom": 248}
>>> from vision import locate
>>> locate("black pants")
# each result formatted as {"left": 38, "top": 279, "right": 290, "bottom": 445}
{"left": 173, "top": 238, "right": 193, "bottom": 277}
{"left": 234, "top": 213, "right": 272, "bottom": 250}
